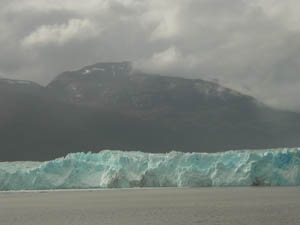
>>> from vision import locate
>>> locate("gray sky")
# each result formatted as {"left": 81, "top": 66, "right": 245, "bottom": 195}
{"left": 1, "top": 0, "right": 300, "bottom": 111}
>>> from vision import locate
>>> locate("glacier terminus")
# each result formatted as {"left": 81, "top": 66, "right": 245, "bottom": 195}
{"left": 0, "top": 148, "right": 299, "bottom": 191}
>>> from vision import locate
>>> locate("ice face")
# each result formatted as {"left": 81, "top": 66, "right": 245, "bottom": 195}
{"left": 0, "top": 148, "right": 299, "bottom": 190}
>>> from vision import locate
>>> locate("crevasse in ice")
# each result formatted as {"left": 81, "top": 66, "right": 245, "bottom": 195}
{"left": 0, "top": 148, "right": 299, "bottom": 190}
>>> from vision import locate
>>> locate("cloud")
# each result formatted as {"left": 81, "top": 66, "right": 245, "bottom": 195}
{"left": 1, "top": 0, "right": 300, "bottom": 111}
{"left": 136, "top": 46, "right": 198, "bottom": 75}
{"left": 22, "top": 19, "right": 100, "bottom": 47}
{"left": 140, "top": 2, "right": 181, "bottom": 41}
{"left": 251, "top": 0, "right": 300, "bottom": 31}
{"left": 3, "top": 0, "right": 105, "bottom": 14}
{"left": 149, "top": 46, "right": 182, "bottom": 67}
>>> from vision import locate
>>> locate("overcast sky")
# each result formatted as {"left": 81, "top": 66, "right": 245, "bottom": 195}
{"left": 1, "top": 0, "right": 300, "bottom": 111}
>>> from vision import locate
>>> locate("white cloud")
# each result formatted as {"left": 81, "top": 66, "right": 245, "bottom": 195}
{"left": 1, "top": 0, "right": 300, "bottom": 110}
{"left": 136, "top": 46, "right": 198, "bottom": 75}
{"left": 22, "top": 19, "right": 100, "bottom": 47}
{"left": 151, "top": 46, "right": 181, "bottom": 67}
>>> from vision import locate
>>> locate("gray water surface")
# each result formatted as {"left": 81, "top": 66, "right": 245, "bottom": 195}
{"left": 1, "top": 187, "right": 299, "bottom": 225}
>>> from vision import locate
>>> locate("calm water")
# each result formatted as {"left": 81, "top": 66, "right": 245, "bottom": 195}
{"left": 1, "top": 187, "right": 299, "bottom": 225}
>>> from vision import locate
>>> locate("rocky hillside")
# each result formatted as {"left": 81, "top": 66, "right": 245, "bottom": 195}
{"left": 1, "top": 62, "right": 300, "bottom": 161}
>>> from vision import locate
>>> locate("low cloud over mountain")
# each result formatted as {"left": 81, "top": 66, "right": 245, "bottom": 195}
{"left": 1, "top": 0, "right": 300, "bottom": 111}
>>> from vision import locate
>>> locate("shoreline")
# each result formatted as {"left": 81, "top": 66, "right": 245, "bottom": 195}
{"left": 0, "top": 185, "right": 299, "bottom": 194}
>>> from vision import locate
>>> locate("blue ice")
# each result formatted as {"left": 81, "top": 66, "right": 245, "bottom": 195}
{"left": 0, "top": 148, "right": 299, "bottom": 190}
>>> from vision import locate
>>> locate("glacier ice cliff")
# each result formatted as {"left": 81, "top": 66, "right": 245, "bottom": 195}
{"left": 0, "top": 148, "right": 300, "bottom": 190}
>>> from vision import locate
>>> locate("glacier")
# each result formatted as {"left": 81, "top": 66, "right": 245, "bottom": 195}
{"left": 0, "top": 148, "right": 300, "bottom": 191}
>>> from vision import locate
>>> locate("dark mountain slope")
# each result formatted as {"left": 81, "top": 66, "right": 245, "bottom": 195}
{"left": 47, "top": 61, "right": 300, "bottom": 148}
{"left": 1, "top": 63, "right": 300, "bottom": 161}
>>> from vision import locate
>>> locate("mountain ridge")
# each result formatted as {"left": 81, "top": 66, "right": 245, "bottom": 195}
{"left": 1, "top": 62, "right": 300, "bottom": 161}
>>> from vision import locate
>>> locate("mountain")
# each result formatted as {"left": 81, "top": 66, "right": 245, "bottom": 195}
{"left": 1, "top": 62, "right": 300, "bottom": 161}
